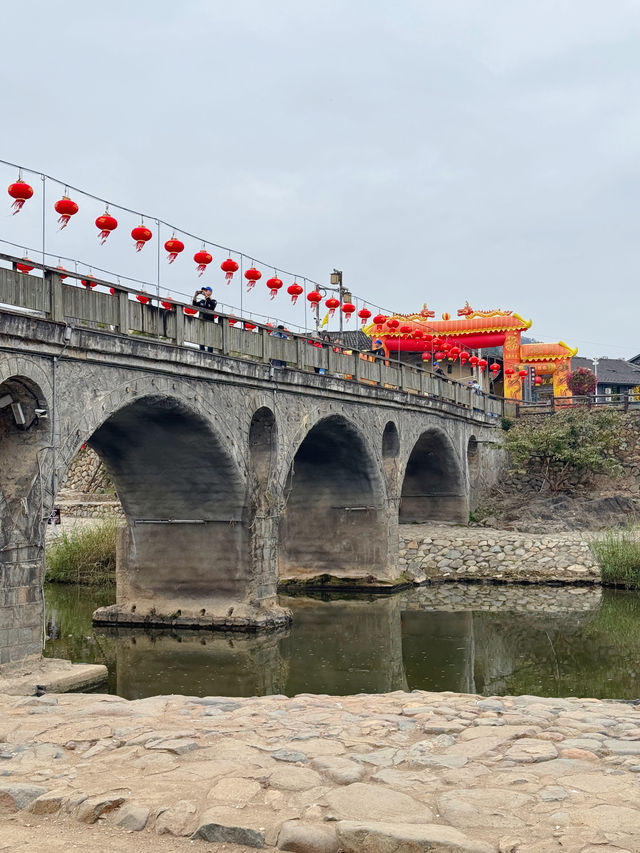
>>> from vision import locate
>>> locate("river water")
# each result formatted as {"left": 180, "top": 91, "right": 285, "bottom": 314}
{"left": 43, "top": 582, "right": 640, "bottom": 701}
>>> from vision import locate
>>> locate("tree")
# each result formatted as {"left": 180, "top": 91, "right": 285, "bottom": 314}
{"left": 504, "top": 408, "right": 623, "bottom": 492}
{"left": 567, "top": 367, "right": 597, "bottom": 396}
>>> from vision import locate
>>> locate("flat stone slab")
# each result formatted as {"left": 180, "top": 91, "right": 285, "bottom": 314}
{"left": 0, "top": 658, "right": 107, "bottom": 696}
{"left": 336, "top": 820, "right": 495, "bottom": 853}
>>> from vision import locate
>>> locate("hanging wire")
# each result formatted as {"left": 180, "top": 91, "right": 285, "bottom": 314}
{"left": 0, "top": 157, "right": 401, "bottom": 318}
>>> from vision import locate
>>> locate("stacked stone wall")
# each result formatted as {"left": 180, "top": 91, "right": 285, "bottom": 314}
{"left": 398, "top": 523, "right": 598, "bottom": 584}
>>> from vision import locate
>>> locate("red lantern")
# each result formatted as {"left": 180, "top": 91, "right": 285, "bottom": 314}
{"left": 267, "top": 276, "right": 283, "bottom": 299}
{"left": 54, "top": 196, "right": 79, "bottom": 230}
{"left": 421, "top": 352, "right": 431, "bottom": 362}
{"left": 441, "top": 342, "right": 451, "bottom": 353}
{"left": 518, "top": 369, "right": 528, "bottom": 379}
{"left": 490, "top": 362, "right": 500, "bottom": 373}
{"left": 165, "top": 237, "right": 185, "bottom": 264}
{"left": 358, "top": 307, "right": 372, "bottom": 324}
{"left": 340, "top": 302, "right": 356, "bottom": 321}
{"left": 131, "top": 225, "right": 152, "bottom": 252}
{"left": 8, "top": 179, "right": 33, "bottom": 214}
{"left": 435, "top": 351, "right": 445, "bottom": 360}
{"left": 400, "top": 324, "right": 412, "bottom": 334}
{"left": 460, "top": 350, "right": 470, "bottom": 363}
{"left": 413, "top": 330, "right": 423, "bottom": 340}
{"left": 288, "top": 282, "right": 303, "bottom": 304}
{"left": 478, "top": 358, "right": 488, "bottom": 372}
{"left": 307, "top": 290, "right": 322, "bottom": 311}
{"left": 450, "top": 346, "right": 461, "bottom": 358}
{"left": 184, "top": 306, "right": 198, "bottom": 316}
{"left": 469, "top": 355, "right": 479, "bottom": 366}
{"left": 504, "top": 367, "right": 515, "bottom": 376}
{"left": 221, "top": 258, "right": 238, "bottom": 283}
{"left": 194, "top": 248, "right": 213, "bottom": 277}
{"left": 136, "top": 294, "right": 150, "bottom": 304}
{"left": 56, "top": 265, "right": 67, "bottom": 281}
{"left": 109, "top": 287, "right": 116, "bottom": 295}
{"left": 245, "top": 322, "right": 257, "bottom": 331}
{"left": 244, "top": 267, "right": 262, "bottom": 291}
{"left": 160, "top": 300, "right": 173, "bottom": 310}
{"left": 534, "top": 376, "right": 542, "bottom": 386}
{"left": 96, "top": 211, "right": 118, "bottom": 244}
{"left": 373, "top": 314, "right": 387, "bottom": 325}
{"left": 325, "top": 297, "right": 340, "bottom": 317}
{"left": 16, "top": 257, "right": 34, "bottom": 274}
{"left": 82, "top": 278, "right": 97, "bottom": 288}
{"left": 387, "top": 318, "right": 399, "bottom": 330}
{"left": 228, "top": 317, "right": 238, "bottom": 325}
{"left": 423, "top": 333, "right": 434, "bottom": 342}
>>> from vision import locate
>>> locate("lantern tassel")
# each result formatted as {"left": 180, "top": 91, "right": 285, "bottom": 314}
{"left": 197, "top": 264, "right": 207, "bottom": 276}
{"left": 225, "top": 272, "right": 234, "bottom": 284}
{"left": 11, "top": 199, "right": 25, "bottom": 215}
{"left": 246, "top": 281, "right": 255, "bottom": 292}
{"left": 291, "top": 295, "right": 299, "bottom": 305}
{"left": 98, "top": 230, "right": 110, "bottom": 245}
{"left": 57, "top": 214, "right": 71, "bottom": 230}
{"left": 167, "top": 252, "right": 178, "bottom": 264}
{"left": 135, "top": 240, "right": 145, "bottom": 252}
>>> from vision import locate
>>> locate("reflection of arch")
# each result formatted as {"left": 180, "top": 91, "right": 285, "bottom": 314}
{"left": 280, "top": 414, "right": 389, "bottom": 578}
{"left": 400, "top": 429, "right": 467, "bottom": 523}
{"left": 90, "top": 394, "right": 248, "bottom": 603}
{"left": 249, "top": 406, "right": 277, "bottom": 487}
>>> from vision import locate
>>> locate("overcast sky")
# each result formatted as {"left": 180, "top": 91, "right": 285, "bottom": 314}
{"left": 2, "top": 0, "right": 639, "bottom": 358}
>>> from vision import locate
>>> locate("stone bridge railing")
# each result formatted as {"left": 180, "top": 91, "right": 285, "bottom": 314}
{"left": 0, "top": 252, "right": 515, "bottom": 421}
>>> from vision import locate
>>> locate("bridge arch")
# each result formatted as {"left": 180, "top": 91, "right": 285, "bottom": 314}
{"left": 248, "top": 405, "right": 277, "bottom": 488}
{"left": 400, "top": 427, "right": 467, "bottom": 523}
{"left": 88, "top": 393, "right": 249, "bottom": 611}
{"left": 279, "top": 413, "right": 390, "bottom": 580}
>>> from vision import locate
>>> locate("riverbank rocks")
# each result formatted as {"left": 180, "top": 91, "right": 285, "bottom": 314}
{"left": 399, "top": 523, "right": 599, "bottom": 584}
{"left": 1, "top": 688, "right": 639, "bottom": 850}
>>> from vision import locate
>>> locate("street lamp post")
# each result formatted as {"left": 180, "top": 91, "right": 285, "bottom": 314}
{"left": 330, "top": 269, "right": 344, "bottom": 335}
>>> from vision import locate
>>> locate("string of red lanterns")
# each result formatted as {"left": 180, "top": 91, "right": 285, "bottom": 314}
{"left": 4, "top": 166, "right": 443, "bottom": 328}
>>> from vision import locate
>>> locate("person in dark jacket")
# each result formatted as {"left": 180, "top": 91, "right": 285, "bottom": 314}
{"left": 192, "top": 286, "right": 217, "bottom": 351}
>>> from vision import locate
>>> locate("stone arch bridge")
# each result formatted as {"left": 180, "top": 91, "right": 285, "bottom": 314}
{"left": 0, "top": 267, "right": 508, "bottom": 663}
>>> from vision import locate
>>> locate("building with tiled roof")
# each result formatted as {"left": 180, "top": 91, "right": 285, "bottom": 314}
{"left": 572, "top": 357, "right": 640, "bottom": 396}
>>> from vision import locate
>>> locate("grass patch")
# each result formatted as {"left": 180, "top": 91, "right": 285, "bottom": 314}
{"left": 590, "top": 529, "right": 640, "bottom": 588}
{"left": 46, "top": 518, "right": 118, "bottom": 585}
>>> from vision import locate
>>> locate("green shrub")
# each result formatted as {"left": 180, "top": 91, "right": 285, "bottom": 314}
{"left": 46, "top": 518, "right": 118, "bottom": 585}
{"left": 590, "top": 529, "right": 640, "bottom": 588}
{"left": 501, "top": 416, "right": 513, "bottom": 431}
{"left": 504, "top": 408, "right": 623, "bottom": 492}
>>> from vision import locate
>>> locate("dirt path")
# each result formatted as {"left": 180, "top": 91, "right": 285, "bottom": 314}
{"left": 1, "top": 811, "right": 276, "bottom": 852}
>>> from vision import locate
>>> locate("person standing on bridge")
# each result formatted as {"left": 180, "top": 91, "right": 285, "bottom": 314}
{"left": 192, "top": 286, "right": 217, "bottom": 352}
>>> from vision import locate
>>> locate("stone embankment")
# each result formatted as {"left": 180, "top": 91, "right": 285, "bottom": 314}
{"left": 399, "top": 524, "right": 599, "bottom": 585}
{"left": 1, "top": 689, "right": 639, "bottom": 852}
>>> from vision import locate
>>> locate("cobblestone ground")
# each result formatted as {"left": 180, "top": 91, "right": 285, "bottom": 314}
{"left": 1, "top": 690, "right": 639, "bottom": 852}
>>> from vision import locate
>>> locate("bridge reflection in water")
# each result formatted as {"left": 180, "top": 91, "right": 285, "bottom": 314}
{"left": 45, "top": 583, "right": 640, "bottom": 701}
